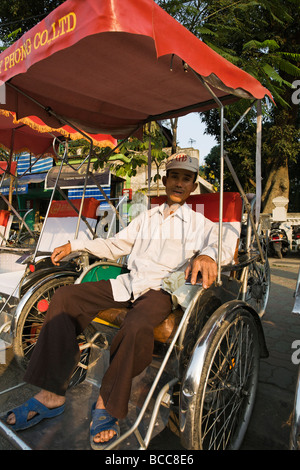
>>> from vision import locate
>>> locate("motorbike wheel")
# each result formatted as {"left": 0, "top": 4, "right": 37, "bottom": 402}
{"left": 192, "top": 308, "right": 260, "bottom": 450}
{"left": 13, "top": 276, "right": 90, "bottom": 388}
{"left": 274, "top": 242, "right": 282, "bottom": 258}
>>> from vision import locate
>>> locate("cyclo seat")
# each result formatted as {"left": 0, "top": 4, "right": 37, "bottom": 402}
{"left": 94, "top": 305, "right": 184, "bottom": 344}
{"left": 83, "top": 261, "right": 183, "bottom": 343}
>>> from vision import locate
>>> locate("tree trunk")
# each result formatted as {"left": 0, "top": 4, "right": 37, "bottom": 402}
{"left": 262, "top": 105, "right": 297, "bottom": 214}
{"left": 170, "top": 118, "right": 178, "bottom": 153}
{"left": 262, "top": 161, "right": 289, "bottom": 214}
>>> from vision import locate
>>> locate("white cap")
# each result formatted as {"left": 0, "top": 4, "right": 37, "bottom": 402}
{"left": 166, "top": 152, "right": 199, "bottom": 173}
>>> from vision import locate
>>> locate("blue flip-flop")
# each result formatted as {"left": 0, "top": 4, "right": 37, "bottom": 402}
{"left": 6, "top": 397, "right": 65, "bottom": 431}
{"left": 90, "top": 403, "right": 120, "bottom": 450}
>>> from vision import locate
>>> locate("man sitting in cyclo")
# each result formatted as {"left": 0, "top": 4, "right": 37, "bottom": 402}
{"left": 6, "top": 153, "right": 235, "bottom": 449}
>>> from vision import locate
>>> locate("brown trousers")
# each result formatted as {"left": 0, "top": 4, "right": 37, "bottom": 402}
{"left": 24, "top": 280, "right": 172, "bottom": 419}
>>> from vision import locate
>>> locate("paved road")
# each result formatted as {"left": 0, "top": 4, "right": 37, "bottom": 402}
{"left": 241, "top": 252, "right": 300, "bottom": 450}
{"left": 0, "top": 253, "right": 299, "bottom": 450}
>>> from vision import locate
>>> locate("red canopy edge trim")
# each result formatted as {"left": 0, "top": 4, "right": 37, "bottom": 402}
{"left": 0, "top": 109, "right": 57, "bottom": 156}
{"left": 13, "top": 116, "right": 118, "bottom": 150}
{"left": 16, "top": 118, "right": 119, "bottom": 149}
{"left": 0, "top": 109, "right": 118, "bottom": 150}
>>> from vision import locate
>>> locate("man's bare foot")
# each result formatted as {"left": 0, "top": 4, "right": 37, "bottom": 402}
{"left": 6, "top": 390, "right": 65, "bottom": 425}
{"left": 92, "top": 395, "right": 118, "bottom": 444}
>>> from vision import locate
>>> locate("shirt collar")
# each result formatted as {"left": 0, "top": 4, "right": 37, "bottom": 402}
{"left": 156, "top": 202, "right": 190, "bottom": 222}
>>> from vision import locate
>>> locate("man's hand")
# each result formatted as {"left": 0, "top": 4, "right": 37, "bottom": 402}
{"left": 185, "top": 254, "right": 217, "bottom": 289}
{"left": 51, "top": 242, "right": 71, "bottom": 266}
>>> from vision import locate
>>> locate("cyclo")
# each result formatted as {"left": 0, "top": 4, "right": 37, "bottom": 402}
{"left": 0, "top": 0, "right": 272, "bottom": 450}
{"left": 0, "top": 139, "right": 270, "bottom": 451}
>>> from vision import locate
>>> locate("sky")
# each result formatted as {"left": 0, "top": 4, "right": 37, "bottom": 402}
{"left": 176, "top": 112, "right": 217, "bottom": 165}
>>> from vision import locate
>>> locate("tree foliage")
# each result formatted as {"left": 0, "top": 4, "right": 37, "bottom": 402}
{"left": 73, "top": 123, "right": 169, "bottom": 190}
{"left": 0, "top": 0, "right": 65, "bottom": 47}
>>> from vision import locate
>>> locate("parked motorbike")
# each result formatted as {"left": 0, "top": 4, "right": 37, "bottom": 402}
{"left": 268, "top": 222, "right": 289, "bottom": 258}
{"left": 292, "top": 225, "right": 300, "bottom": 254}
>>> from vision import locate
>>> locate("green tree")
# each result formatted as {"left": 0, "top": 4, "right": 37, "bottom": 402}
{"left": 0, "top": 0, "right": 65, "bottom": 46}
{"left": 78, "top": 123, "right": 169, "bottom": 191}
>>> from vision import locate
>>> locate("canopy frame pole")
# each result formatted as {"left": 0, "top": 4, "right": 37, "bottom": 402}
{"left": 55, "top": 185, "right": 95, "bottom": 237}
{"left": 50, "top": 131, "right": 137, "bottom": 234}
{"left": 217, "top": 98, "right": 264, "bottom": 261}
{"left": 218, "top": 106, "right": 224, "bottom": 285}
{"left": 223, "top": 152, "right": 265, "bottom": 262}
{"left": 0, "top": 192, "right": 35, "bottom": 238}
{"left": 89, "top": 173, "right": 127, "bottom": 230}
{"left": 32, "top": 142, "right": 69, "bottom": 261}
{"left": 190, "top": 72, "right": 225, "bottom": 285}
{"left": 255, "top": 100, "right": 262, "bottom": 224}
{"left": 190, "top": 71, "right": 265, "bottom": 265}
{"left": 74, "top": 151, "right": 93, "bottom": 239}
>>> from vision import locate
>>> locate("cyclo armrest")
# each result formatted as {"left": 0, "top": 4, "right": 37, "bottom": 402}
{"left": 59, "top": 250, "right": 88, "bottom": 262}
{"left": 221, "top": 251, "right": 261, "bottom": 272}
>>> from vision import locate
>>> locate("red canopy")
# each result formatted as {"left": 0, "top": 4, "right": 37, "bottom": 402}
{"left": 0, "top": 110, "right": 117, "bottom": 156}
{"left": 0, "top": 0, "right": 272, "bottom": 138}
{"left": 0, "top": 111, "right": 61, "bottom": 156}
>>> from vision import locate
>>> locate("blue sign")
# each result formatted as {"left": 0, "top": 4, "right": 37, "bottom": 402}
{"left": 0, "top": 184, "right": 28, "bottom": 195}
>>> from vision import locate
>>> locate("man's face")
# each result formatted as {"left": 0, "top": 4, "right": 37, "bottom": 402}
{"left": 163, "top": 169, "right": 197, "bottom": 205}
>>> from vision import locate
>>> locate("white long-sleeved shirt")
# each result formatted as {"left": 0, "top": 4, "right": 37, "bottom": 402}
{"left": 71, "top": 203, "right": 238, "bottom": 301}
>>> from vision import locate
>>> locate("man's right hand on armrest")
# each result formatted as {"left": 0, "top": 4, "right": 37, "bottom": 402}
{"left": 185, "top": 254, "right": 217, "bottom": 290}
{"left": 51, "top": 242, "right": 71, "bottom": 266}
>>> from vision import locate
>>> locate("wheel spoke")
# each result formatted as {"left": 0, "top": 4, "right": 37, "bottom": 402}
{"left": 15, "top": 277, "right": 90, "bottom": 390}
{"left": 198, "top": 312, "right": 259, "bottom": 449}
{"left": 245, "top": 258, "right": 270, "bottom": 316}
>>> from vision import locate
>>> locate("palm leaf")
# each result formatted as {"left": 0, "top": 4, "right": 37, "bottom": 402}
{"left": 263, "top": 64, "right": 293, "bottom": 87}
{"left": 275, "top": 58, "right": 300, "bottom": 77}
{"left": 243, "top": 39, "right": 280, "bottom": 52}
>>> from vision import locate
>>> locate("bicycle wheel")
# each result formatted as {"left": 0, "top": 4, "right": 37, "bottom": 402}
{"left": 13, "top": 275, "right": 90, "bottom": 388}
{"left": 245, "top": 258, "right": 270, "bottom": 317}
{"left": 192, "top": 308, "right": 260, "bottom": 450}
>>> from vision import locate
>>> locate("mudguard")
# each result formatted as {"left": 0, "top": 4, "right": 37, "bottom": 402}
{"left": 11, "top": 270, "right": 78, "bottom": 338}
{"left": 19, "top": 254, "right": 85, "bottom": 295}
